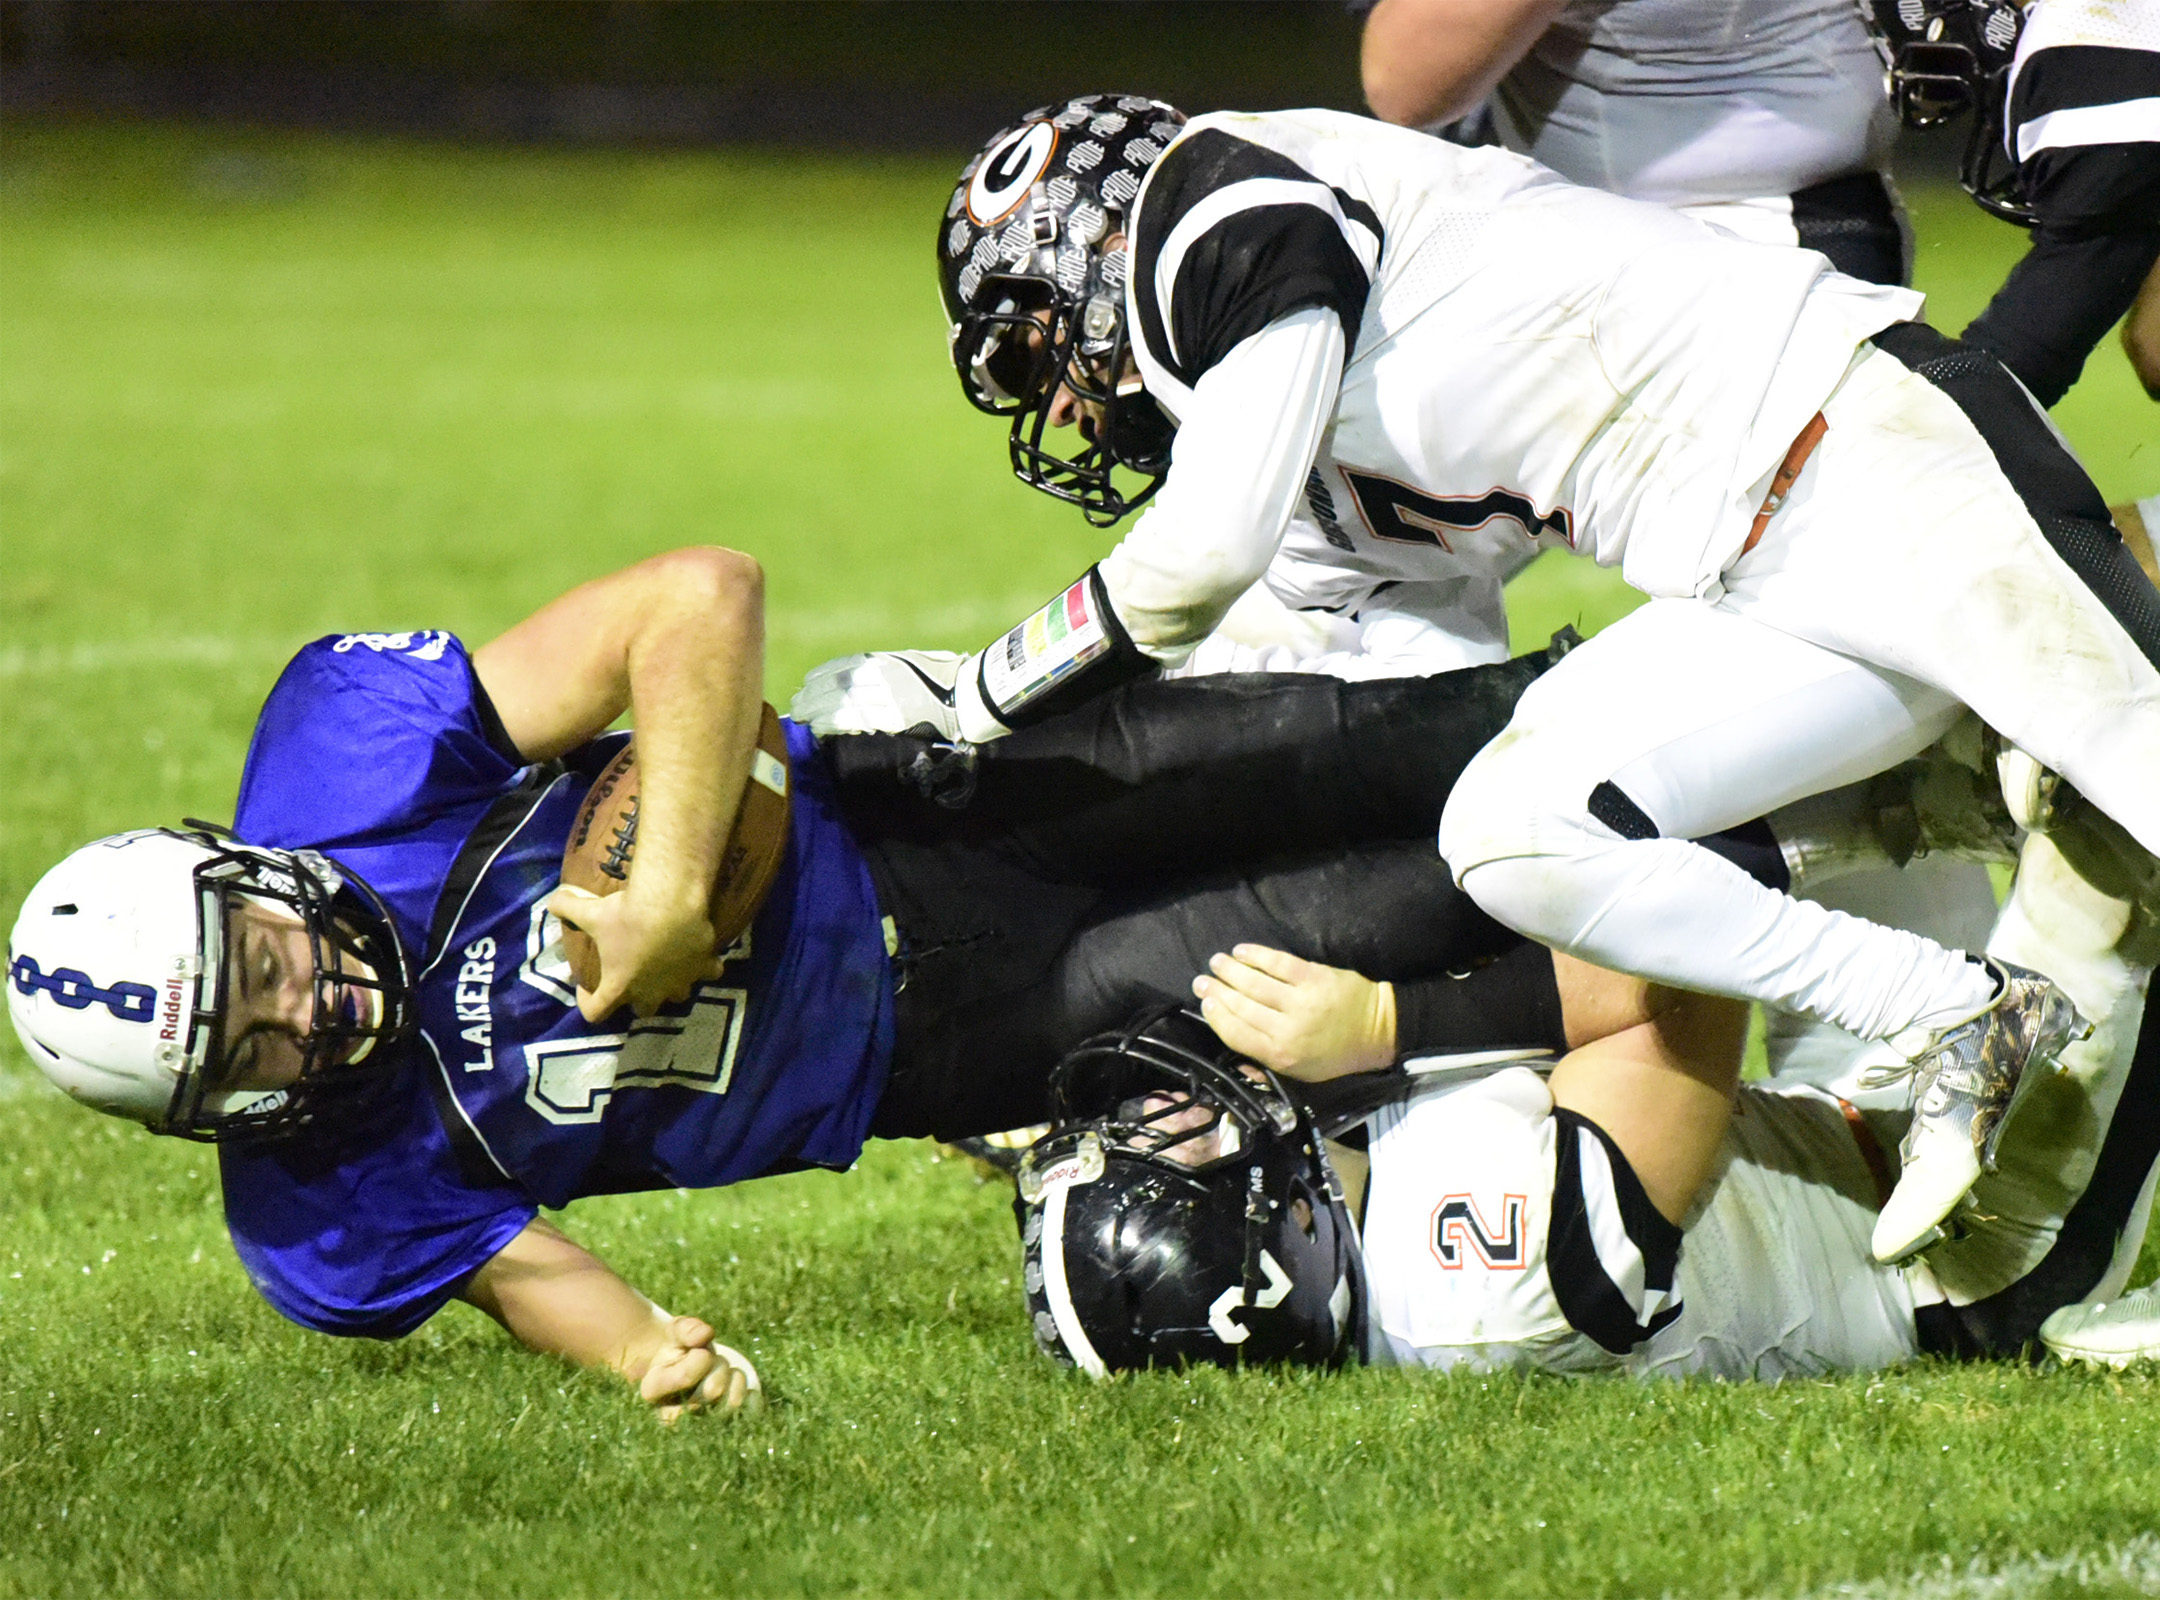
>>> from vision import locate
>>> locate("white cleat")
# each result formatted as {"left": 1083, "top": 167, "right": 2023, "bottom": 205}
{"left": 1995, "top": 741, "right": 2060, "bottom": 833}
{"left": 2040, "top": 1284, "right": 2160, "bottom": 1369}
{"left": 1870, "top": 959, "right": 2091, "bottom": 1264}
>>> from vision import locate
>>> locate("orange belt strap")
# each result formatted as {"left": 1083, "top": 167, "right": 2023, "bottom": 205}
{"left": 1740, "top": 411, "right": 1829, "bottom": 557}
{"left": 1838, "top": 1096, "right": 1898, "bottom": 1211}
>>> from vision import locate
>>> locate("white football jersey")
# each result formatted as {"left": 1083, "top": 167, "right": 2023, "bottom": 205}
{"left": 2003, "top": 0, "right": 2160, "bottom": 162}
{"left": 1361, "top": 1068, "right": 1925, "bottom": 1379}
{"left": 1107, "top": 108, "right": 1923, "bottom": 650}
{"left": 2011, "top": 0, "right": 2160, "bottom": 78}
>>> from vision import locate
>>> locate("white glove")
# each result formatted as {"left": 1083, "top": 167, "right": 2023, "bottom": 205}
{"left": 791, "top": 650, "right": 969, "bottom": 738}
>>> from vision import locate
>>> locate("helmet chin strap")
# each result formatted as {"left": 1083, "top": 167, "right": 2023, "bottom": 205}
{"left": 1241, "top": 1163, "right": 1274, "bottom": 1303}
{"left": 205, "top": 1085, "right": 288, "bottom": 1120}
{"left": 343, "top": 1015, "right": 381, "bottom": 1065}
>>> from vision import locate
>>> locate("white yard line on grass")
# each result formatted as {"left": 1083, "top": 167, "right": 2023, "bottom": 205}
{"left": 1804, "top": 1534, "right": 2160, "bottom": 1598}
{"left": 766, "top": 595, "right": 1059, "bottom": 654}
{"left": 0, "top": 637, "right": 300, "bottom": 679}
{"left": 4, "top": 600, "right": 1052, "bottom": 681}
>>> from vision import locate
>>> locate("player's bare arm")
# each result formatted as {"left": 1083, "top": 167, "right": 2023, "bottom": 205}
{"left": 460, "top": 1216, "right": 761, "bottom": 1422}
{"left": 1359, "top": 0, "right": 1569, "bottom": 128}
{"left": 1541, "top": 964, "right": 1747, "bottom": 1225}
{"left": 1194, "top": 942, "right": 1727, "bottom": 1080}
{"left": 473, "top": 546, "right": 767, "bottom": 1020}
{"left": 2117, "top": 501, "right": 2159, "bottom": 588}
{"left": 1195, "top": 943, "right": 1745, "bottom": 1221}
{"left": 2126, "top": 255, "right": 2160, "bottom": 400}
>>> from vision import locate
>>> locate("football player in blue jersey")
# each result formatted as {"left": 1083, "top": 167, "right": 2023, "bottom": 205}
{"left": 12, "top": 546, "right": 1769, "bottom": 1418}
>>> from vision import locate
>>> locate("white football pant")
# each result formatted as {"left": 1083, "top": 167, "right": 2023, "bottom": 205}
{"left": 1442, "top": 343, "right": 2160, "bottom": 1042}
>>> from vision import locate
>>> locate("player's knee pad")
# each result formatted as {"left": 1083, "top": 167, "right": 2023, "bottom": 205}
{"left": 1437, "top": 729, "right": 1604, "bottom": 884}
{"left": 1441, "top": 735, "right": 1671, "bottom": 951}
{"left": 1449, "top": 854, "right": 1602, "bottom": 951}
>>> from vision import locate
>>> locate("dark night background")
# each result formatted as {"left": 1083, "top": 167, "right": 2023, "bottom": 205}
{"left": 0, "top": 2, "right": 1373, "bottom": 151}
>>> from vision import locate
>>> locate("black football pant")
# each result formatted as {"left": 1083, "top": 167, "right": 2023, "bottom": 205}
{"left": 820, "top": 659, "right": 1553, "bottom": 1141}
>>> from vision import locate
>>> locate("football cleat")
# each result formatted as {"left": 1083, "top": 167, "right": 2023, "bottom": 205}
{"left": 2038, "top": 783, "right": 2160, "bottom": 966}
{"left": 1995, "top": 740, "right": 2061, "bottom": 834}
{"left": 1870, "top": 959, "right": 2091, "bottom": 1263}
{"left": 2039, "top": 1284, "right": 2160, "bottom": 1369}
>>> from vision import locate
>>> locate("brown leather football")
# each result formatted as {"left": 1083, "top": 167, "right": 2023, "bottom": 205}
{"left": 558, "top": 701, "right": 792, "bottom": 994}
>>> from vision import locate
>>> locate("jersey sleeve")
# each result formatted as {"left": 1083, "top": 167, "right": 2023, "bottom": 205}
{"left": 235, "top": 631, "right": 524, "bottom": 852}
{"left": 1963, "top": 35, "right": 2160, "bottom": 404}
{"left": 1128, "top": 125, "right": 1381, "bottom": 401}
{"left": 1095, "top": 308, "right": 1346, "bottom": 660}
{"left": 1546, "top": 1108, "right": 1685, "bottom": 1354}
{"left": 1362, "top": 1070, "right": 1684, "bottom": 1372}
{"left": 219, "top": 1061, "right": 537, "bottom": 1339}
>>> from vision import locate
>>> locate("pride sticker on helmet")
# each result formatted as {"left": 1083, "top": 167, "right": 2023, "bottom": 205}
{"left": 9, "top": 956, "right": 158, "bottom": 1022}
{"left": 966, "top": 121, "right": 1059, "bottom": 226}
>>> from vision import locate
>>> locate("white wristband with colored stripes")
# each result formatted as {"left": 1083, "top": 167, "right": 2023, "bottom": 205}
{"left": 957, "top": 566, "right": 1152, "bottom": 741}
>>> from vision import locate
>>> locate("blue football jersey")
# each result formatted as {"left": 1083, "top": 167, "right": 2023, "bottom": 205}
{"left": 218, "top": 630, "right": 895, "bottom": 1337}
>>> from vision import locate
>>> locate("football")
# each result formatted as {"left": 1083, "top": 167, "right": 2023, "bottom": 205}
{"left": 558, "top": 702, "right": 793, "bottom": 992}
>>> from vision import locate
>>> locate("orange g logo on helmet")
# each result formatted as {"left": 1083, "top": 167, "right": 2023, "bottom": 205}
{"left": 966, "top": 121, "right": 1060, "bottom": 226}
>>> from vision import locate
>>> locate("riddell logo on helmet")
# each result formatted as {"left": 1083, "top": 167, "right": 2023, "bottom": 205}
{"left": 158, "top": 975, "right": 186, "bottom": 1041}
{"left": 966, "top": 122, "right": 1059, "bottom": 227}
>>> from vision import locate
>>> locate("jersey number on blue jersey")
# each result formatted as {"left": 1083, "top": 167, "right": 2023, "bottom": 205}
{"left": 523, "top": 983, "right": 751, "bottom": 1125}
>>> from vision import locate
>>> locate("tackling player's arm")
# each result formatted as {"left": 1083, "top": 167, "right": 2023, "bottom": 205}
{"left": 1360, "top": 0, "right": 1570, "bottom": 128}
{"left": 1196, "top": 944, "right": 1745, "bottom": 1222}
{"left": 1086, "top": 310, "right": 1346, "bottom": 670}
{"left": 2125, "top": 255, "right": 2160, "bottom": 401}
{"left": 461, "top": 1216, "right": 761, "bottom": 1422}
{"left": 796, "top": 309, "right": 1346, "bottom": 742}
{"left": 2117, "top": 499, "right": 2160, "bottom": 588}
{"left": 804, "top": 119, "right": 1376, "bottom": 743}
{"left": 472, "top": 545, "right": 766, "bottom": 1020}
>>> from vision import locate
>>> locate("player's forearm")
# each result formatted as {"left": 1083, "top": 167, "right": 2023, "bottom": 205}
{"left": 619, "top": 551, "right": 766, "bottom": 920}
{"left": 2123, "top": 253, "right": 2160, "bottom": 400}
{"left": 462, "top": 1218, "right": 682, "bottom": 1383}
{"left": 1963, "top": 226, "right": 2160, "bottom": 407}
{"left": 1361, "top": 0, "right": 1567, "bottom": 127}
{"left": 944, "top": 314, "right": 1343, "bottom": 741}
{"left": 1547, "top": 963, "right": 1748, "bottom": 1225}
{"left": 1097, "top": 310, "right": 1346, "bottom": 661}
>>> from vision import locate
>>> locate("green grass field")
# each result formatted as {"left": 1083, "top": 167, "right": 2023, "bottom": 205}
{"left": 3, "top": 122, "right": 2157, "bottom": 1600}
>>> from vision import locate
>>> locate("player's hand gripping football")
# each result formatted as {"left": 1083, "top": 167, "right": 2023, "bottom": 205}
{"left": 791, "top": 650, "right": 968, "bottom": 739}
{"left": 639, "top": 1314, "right": 763, "bottom": 1424}
{"left": 1193, "top": 944, "right": 1398, "bottom": 1082}
{"left": 546, "top": 880, "right": 721, "bottom": 1022}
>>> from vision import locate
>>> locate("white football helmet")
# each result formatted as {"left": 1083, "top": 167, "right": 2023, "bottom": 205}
{"left": 7, "top": 828, "right": 411, "bottom": 1141}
